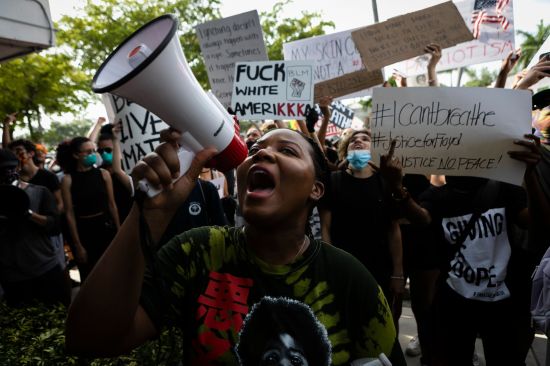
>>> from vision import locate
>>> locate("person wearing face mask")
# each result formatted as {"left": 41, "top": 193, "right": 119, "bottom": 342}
{"left": 0, "top": 149, "right": 70, "bottom": 307}
{"left": 60, "top": 137, "right": 120, "bottom": 283}
{"left": 96, "top": 123, "right": 133, "bottom": 223}
{"left": 319, "top": 129, "right": 405, "bottom": 328}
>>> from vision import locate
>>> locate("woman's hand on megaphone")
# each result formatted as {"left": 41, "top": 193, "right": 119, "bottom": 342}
{"left": 131, "top": 139, "right": 217, "bottom": 212}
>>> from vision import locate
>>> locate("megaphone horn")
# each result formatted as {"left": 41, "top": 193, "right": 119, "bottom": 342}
{"left": 92, "top": 14, "right": 247, "bottom": 196}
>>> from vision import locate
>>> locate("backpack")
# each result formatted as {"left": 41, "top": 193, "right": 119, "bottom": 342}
{"left": 531, "top": 245, "right": 550, "bottom": 333}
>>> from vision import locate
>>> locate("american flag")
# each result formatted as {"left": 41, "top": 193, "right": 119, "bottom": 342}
{"left": 471, "top": 0, "right": 510, "bottom": 39}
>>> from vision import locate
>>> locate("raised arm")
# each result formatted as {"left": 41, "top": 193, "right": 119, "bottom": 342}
{"left": 65, "top": 137, "right": 217, "bottom": 357}
{"left": 425, "top": 43, "right": 442, "bottom": 87}
{"left": 111, "top": 122, "right": 133, "bottom": 194}
{"left": 87, "top": 117, "right": 106, "bottom": 144}
{"left": 495, "top": 49, "right": 521, "bottom": 88}
{"left": 2, "top": 113, "right": 17, "bottom": 148}
{"left": 317, "top": 96, "right": 333, "bottom": 148}
{"left": 379, "top": 140, "right": 432, "bottom": 225}
{"left": 514, "top": 56, "right": 550, "bottom": 90}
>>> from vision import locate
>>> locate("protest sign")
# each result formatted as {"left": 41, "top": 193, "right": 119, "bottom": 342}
{"left": 391, "top": 0, "right": 515, "bottom": 76}
{"left": 231, "top": 60, "right": 314, "bottom": 120}
{"left": 370, "top": 87, "right": 532, "bottom": 186}
{"left": 352, "top": 1, "right": 473, "bottom": 70}
{"left": 283, "top": 29, "right": 378, "bottom": 99}
{"left": 196, "top": 10, "right": 268, "bottom": 108}
{"left": 102, "top": 94, "right": 169, "bottom": 173}
{"left": 313, "top": 68, "right": 384, "bottom": 101}
{"left": 330, "top": 101, "right": 355, "bottom": 129}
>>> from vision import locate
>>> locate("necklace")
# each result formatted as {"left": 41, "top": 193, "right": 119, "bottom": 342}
{"left": 243, "top": 227, "right": 310, "bottom": 264}
{"left": 292, "top": 235, "right": 309, "bottom": 263}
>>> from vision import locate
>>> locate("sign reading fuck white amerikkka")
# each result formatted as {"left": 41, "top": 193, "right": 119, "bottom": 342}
{"left": 231, "top": 60, "right": 314, "bottom": 120}
{"left": 371, "top": 87, "right": 532, "bottom": 186}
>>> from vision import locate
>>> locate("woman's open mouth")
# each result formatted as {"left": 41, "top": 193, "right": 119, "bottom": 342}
{"left": 246, "top": 166, "right": 276, "bottom": 199}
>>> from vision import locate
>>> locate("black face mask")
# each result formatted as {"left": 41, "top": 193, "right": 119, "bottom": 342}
{"left": 0, "top": 167, "right": 19, "bottom": 185}
{"left": 446, "top": 176, "right": 488, "bottom": 192}
{"left": 246, "top": 140, "right": 256, "bottom": 150}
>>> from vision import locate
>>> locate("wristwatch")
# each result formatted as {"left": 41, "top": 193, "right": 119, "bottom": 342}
{"left": 391, "top": 186, "right": 410, "bottom": 202}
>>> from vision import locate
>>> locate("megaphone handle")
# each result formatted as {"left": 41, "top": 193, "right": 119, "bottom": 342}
{"left": 138, "top": 147, "right": 195, "bottom": 197}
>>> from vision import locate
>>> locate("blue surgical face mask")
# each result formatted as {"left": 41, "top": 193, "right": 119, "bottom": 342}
{"left": 83, "top": 153, "right": 97, "bottom": 167}
{"left": 101, "top": 152, "right": 113, "bottom": 165}
{"left": 347, "top": 149, "right": 371, "bottom": 170}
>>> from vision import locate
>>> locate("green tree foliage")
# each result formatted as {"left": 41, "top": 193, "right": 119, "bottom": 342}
{"left": 40, "top": 119, "right": 93, "bottom": 149}
{"left": 260, "top": 1, "right": 334, "bottom": 60}
{"left": 0, "top": 53, "right": 88, "bottom": 140}
{"left": 57, "top": 0, "right": 223, "bottom": 90}
{"left": 463, "top": 67, "right": 498, "bottom": 87}
{"left": 517, "top": 20, "right": 550, "bottom": 70}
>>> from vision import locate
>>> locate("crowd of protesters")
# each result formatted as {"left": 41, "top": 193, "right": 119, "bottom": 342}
{"left": 1, "top": 43, "right": 550, "bottom": 366}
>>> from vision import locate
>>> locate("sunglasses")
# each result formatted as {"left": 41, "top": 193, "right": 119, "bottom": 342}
{"left": 97, "top": 148, "right": 113, "bottom": 154}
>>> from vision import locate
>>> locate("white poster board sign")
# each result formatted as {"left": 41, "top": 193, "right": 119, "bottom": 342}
{"left": 391, "top": 0, "right": 515, "bottom": 76}
{"left": 231, "top": 60, "right": 314, "bottom": 120}
{"left": 283, "top": 29, "right": 376, "bottom": 99}
{"left": 102, "top": 94, "right": 169, "bottom": 173}
{"left": 527, "top": 36, "right": 550, "bottom": 69}
{"left": 371, "top": 87, "right": 532, "bottom": 186}
{"left": 196, "top": 10, "right": 268, "bottom": 108}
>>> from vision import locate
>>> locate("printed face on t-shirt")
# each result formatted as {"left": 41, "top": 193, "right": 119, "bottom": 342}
{"left": 260, "top": 333, "right": 309, "bottom": 366}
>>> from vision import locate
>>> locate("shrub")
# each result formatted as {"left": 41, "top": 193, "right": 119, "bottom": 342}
{"left": 0, "top": 301, "right": 183, "bottom": 365}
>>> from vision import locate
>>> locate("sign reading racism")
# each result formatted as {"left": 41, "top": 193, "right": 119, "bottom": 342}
{"left": 370, "top": 87, "right": 532, "bottom": 186}
{"left": 196, "top": 10, "right": 268, "bottom": 108}
{"left": 391, "top": 0, "right": 515, "bottom": 76}
{"left": 231, "top": 61, "right": 314, "bottom": 120}
{"left": 352, "top": 1, "right": 474, "bottom": 70}
{"left": 102, "top": 94, "right": 169, "bottom": 173}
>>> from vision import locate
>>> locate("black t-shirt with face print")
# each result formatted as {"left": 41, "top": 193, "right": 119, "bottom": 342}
{"left": 140, "top": 226, "right": 405, "bottom": 366}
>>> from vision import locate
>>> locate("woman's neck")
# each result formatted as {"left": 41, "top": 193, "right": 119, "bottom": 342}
{"left": 76, "top": 164, "right": 92, "bottom": 172}
{"left": 244, "top": 223, "right": 309, "bottom": 265}
{"left": 347, "top": 164, "right": 374, "bottom": 179}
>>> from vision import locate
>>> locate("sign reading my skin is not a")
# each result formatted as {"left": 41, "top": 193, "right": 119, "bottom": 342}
{"left": 370, "top": 87, "right": 532, "bottom": 186}
{"left": 231, "top": 60, "right": 314, "bottom": 120}
{"left": 391, "top": 0, "right": 515, "bottom": 76}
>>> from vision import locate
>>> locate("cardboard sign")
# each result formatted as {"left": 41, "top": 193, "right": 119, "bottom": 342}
{"left": 314, "top": 69, "right": 384, "bottom": 102}
{"left": 102, "top": 94, "right": 169, "bottom": 173}
{"left": 352, "top": 1, "right": 474, "bottom": 70}
{"left": 391, "top": 0, "right": 515, "bottom": 76}
{"left": 231, "top": 61, "right": 314, "bottom": 120}
{"left": 330, "top": 101, "right": 354, "bottom": 129}
{"left": 196, "top": 10, "right": 268, "bottom": 108}
{"left": 370, "top": 87, "right": 532, "bottom": 186}
{"left": 527, "top": 36, "right": 550, "bottom": 70}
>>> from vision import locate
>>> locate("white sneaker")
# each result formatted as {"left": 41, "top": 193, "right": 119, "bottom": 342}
{"left": 405, "top": 336, "right": 421, "bottom": 357}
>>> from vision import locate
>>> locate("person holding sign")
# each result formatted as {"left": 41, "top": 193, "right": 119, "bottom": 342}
{"left": 65, "top": 128, "right": 406, "bottom": 365}
{"left": 319, "top": 129, "right": 405, "bottom": 330}
{"left": 380, "top": 134, "right": 550, "bottom": 365}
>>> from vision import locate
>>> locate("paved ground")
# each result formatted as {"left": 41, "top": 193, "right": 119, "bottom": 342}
{"left": 398, "top": 304, "right": 549, "bottom": 366}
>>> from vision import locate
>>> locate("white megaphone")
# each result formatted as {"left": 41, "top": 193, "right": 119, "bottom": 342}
{"left": 92, "top": 14, "right": 247, "bottom": 196}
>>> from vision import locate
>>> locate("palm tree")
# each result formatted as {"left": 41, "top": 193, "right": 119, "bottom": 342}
{"left": 517, "top": 20, "right": 550, "bottom": 70}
